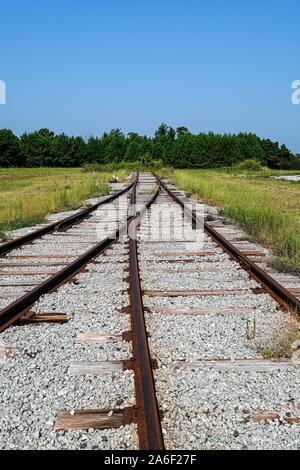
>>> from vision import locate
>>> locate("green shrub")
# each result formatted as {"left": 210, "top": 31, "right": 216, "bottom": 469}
{"left": 236, "top": 159, "right": 263, "bottom": 171}
{"left": 81, "top": 160, "right": 164, "bottom": 173}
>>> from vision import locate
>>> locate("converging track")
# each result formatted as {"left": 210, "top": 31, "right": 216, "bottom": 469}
{"left": 0, "top": 172, "right": 163, "bottom": 450}
{"left": 1, "top": 172, "right": 300, "bottom": 450}
{"left": 0, "top": 176, "right": 137, "bottom": 330}
{"left": 155, "top": 175, "right": 300, "bottom": 316}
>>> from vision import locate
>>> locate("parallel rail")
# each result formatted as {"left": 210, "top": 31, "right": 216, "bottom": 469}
{"left": 0, "top": 172, "right": 165, "bottom": 450}
{"left": 0, "top": 176, "right": 137, "bottom": 331}
{"left": 128, "top": 178, "right": 164, "bottom": 450}
{"left": 155, "top": 174, "right": 300, "bottom": 316}
{"left": 1, "top": 172, "right": 300, "bottom": 449}
{"left": 0, "top": 177, "right": 136, "bottom": 256}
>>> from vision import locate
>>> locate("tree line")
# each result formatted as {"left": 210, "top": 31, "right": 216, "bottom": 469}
{"left": 0, "top": 123, "right": 299, "bottom": 169}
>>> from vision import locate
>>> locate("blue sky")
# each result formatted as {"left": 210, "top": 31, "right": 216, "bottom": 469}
{"left": 1, "top": 0, "right": 300, "bottom": 152}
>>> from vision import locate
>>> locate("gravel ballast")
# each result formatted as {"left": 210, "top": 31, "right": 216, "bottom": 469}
{"left": 0, "top": 178, "right": 140, "bottom": 450}
{"left": 138, "top": 187, "right": 300, "bottom": 450}
{"left": 0, "top": 238, "right": 138, "bottom": 450}
{"left": 1, "top": 173, "right": 300, "bottom": 450}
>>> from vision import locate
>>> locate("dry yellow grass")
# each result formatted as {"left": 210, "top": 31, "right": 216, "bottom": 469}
{"left": 160, "top": 168, "right": 300, "bottom": 273}
{"left": 0, "top": 167, "right": 126, "bottom": 237}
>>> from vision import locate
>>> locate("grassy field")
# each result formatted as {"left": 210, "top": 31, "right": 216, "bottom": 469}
{"left": 159, "top": 168, "right": 300, "bottom": 273}
{"left": 0, "top": 167, "right": 127, "bottom": 239}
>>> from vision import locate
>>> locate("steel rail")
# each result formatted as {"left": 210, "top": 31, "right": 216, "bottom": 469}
{"left": 155, "top": 174, "right": 300, "bottom": 315}
{"left": 128, "top": 178, "right": 165, "bottom": 450}
{"left": 0, "top": 176, "right": 137, "bottom": 256}
{"left": 0, "top": 174, "right": 140, "bottom": 332}
{"left": 0, "top": 174, "right": 164, "bottom": 449}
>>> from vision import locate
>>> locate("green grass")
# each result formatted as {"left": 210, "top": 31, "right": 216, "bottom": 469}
{"left": 159, "top": 167, "right": 300, "bottom": 273}
{"left": 0, "top": 167, "right": 126, "bottom": 239}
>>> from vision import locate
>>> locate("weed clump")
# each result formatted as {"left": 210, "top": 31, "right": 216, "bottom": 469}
{"left": 159, "top": 167, "right": 300, "bottom": 273}
{"left": 235, "top": 159, "right": 263, "bottom": 171}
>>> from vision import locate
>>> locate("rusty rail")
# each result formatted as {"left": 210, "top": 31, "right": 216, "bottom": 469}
{"left": 128, "top": 178, "right": 164, "bottom": 450}
{"left": 1, "top": 174, "right": 164, "bottom": 449}
{"left": 0, "top": 177, "right": 137, "bottom": 256}
{"left": 155, "top": 174, "right": 300, "bottom": 315}
{"left": 0, "top": 175, "right": 139, "bottom": 331}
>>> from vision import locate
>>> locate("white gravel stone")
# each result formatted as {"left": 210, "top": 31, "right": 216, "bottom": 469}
{"left": 2, "top": 174, "right": 300, "bottom": 450}
{"left": 138, "top": 187, "right": 300, "bottom": 450}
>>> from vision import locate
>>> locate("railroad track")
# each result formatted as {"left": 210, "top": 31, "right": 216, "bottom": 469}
{"left": 141, "top": 175, "right": 300, "bottom": 449}
{"left": 1, "top": 172, "right": 300, "bottom": 450}
{"left": 0, "top": 177, "right": 136, "bottom": 257}
{"left": 0, "top": 175, "right": 137, "bottom": 330}
{"left": 155, "top": 175, "right": 300, "bottom": 315}
{"left": 0, "top": 172, "right": 163, "bottom": 450}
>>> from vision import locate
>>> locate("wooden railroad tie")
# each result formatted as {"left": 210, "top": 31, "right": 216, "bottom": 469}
{"left": 18, "top": 312, "right": 69, "bottom": 324}
{"left": 147, "top": 306, "right": 254, "bottom": 315}
{"left": 173, "top": 358, "right": 296, "bottom": 372}
{"left": 143, "top": 289, "right": 250, "bottom": 297}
